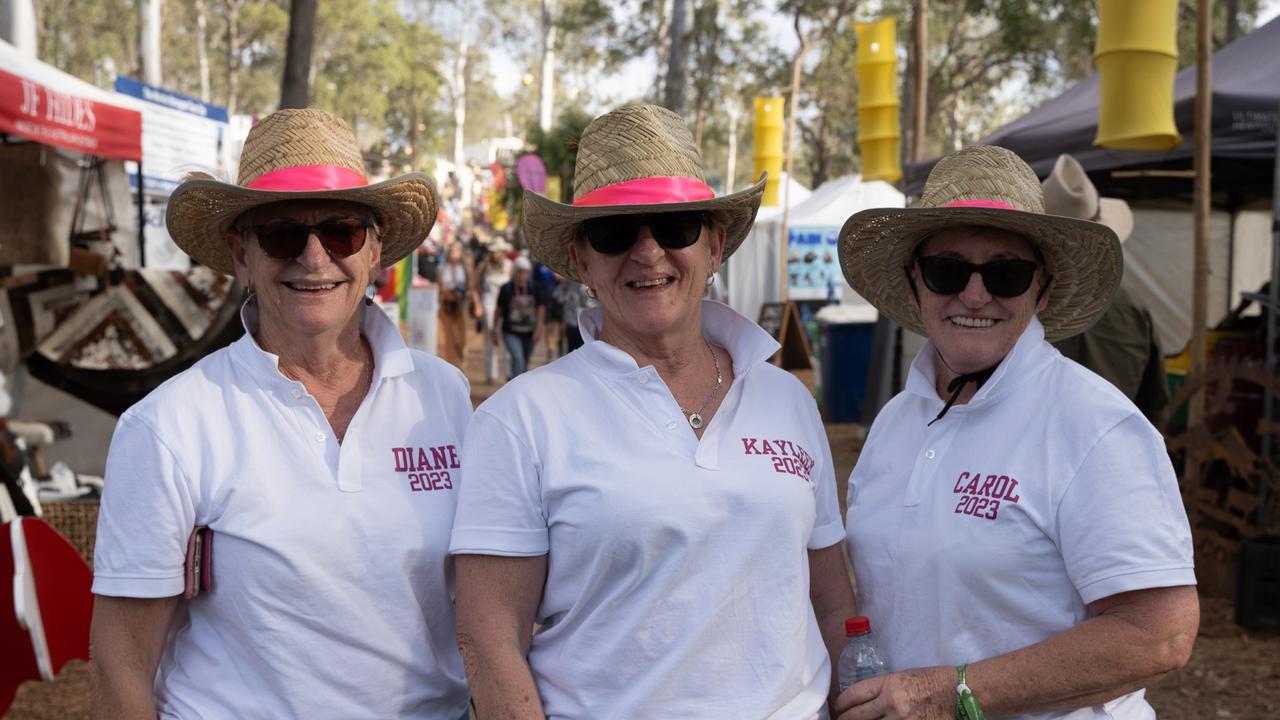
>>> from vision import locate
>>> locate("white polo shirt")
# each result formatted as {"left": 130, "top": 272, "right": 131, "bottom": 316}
{"left": 93, "top": 302, "right": 473, "bottom": 720}
{"left": 450, "top": 300, "right": 843, "bottom": 720}
{"left": 845, "top": 317, "right": 1195, "bottom": 720}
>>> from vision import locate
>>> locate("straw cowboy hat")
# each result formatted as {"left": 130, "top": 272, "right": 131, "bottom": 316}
{"left": 1041, "top": 153, "right": 1134, "bottom": 243}
{"left": 523, "top": 104, "right": 765, "bottom": 281}
{"left": 166, "top": 108, "right": 438, "bottom": 276}
{"left": 838, "top": 144, "right": 1121, "bottom": 341}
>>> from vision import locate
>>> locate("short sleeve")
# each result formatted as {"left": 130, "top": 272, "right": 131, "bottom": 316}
{"left": 807, "top": 406, "right": 844, "bottom": 550}
{"left": 449, "top": 409, "right": 549, "bottom": 556}
{"left": 92, "top": 413, "right": 197, "bottom": 598}
{"left": 1056, "top": 413, "right": 1196, "bottom": 604}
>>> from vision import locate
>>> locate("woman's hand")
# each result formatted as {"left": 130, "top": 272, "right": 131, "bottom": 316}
{"left": 832, "top": 666, "right": 953, "bottom": 720}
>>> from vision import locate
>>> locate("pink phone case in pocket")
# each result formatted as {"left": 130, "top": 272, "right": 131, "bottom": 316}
{"left": 182, "top": 525, "right": 213, "bottom": 599}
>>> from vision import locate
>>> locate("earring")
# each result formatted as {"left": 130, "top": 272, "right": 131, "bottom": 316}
{"left": 245, "top": 283, "right": 258, "bottom": 305}
{"left": 705, "top": 274, "right": 716, "bottom": 287}
{"left": 586, "top": 286, "right": 598, "bottom": 300}
{"left": 364, "top": 295, "right": 374, "bottom": 306}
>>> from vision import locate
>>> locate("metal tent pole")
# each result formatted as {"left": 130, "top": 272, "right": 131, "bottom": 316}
{"left": 136, "top": 157, "right": 146, "bottom": 268}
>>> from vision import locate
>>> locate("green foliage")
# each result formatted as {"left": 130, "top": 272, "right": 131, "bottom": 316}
{"left": 526, "top": 105, "right": 593, "bottom": 201}
{"left": 38, "top": 0, "right": 138, "bottom": 82}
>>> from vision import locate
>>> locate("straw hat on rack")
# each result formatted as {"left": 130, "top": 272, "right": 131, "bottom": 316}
{"left": 837, "top": 144, "right": 1121, "bottom": 341}
{"left": 522, "top": 104, "right": 765, "bottom": 281}
{"left": 166, "top": 108, "right": 438, "bottom": 275}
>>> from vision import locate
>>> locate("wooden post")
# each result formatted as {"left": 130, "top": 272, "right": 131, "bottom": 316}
{"left": 782, "top": 51, "right": 805, "bottom": 303}
{"left": 1191, "top": 0, "right": 1212, "bottom": 394}
{"left": 911, "top": 0, "right": 927, "bottom": 163}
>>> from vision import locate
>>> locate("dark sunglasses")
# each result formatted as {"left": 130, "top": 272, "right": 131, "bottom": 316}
{"left": 250, "top": 216, "right": 373, "bottom": 261}
{"left": 581, "top": 211, "right": 707, "bottom": 255}
{"left": 915, "top": 254, "right": 1040, "bottom": 298}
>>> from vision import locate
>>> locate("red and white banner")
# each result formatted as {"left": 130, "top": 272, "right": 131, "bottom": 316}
{"left": 0, "top": 67, "right": 141, "bottom": 161}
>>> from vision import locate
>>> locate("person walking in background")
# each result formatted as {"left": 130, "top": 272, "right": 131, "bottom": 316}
{"left": 437, "top": 240, "right": 471, "bottom": 369}
{"left": 452, "top": 104, "right": 855, "bottom": 720}
{"left": 1043, "top": 154, "right": 1169, "bottom": 425}
{"left": 474, "top": 238, "right": 514, "bottom": 383}
{"left": 493, "top": 255, "right": 543, "bottom": 379}
{"left": 534, "top": 258, "right": 562, "bottom": 361}
{"left": 551, "top": 274, "right": 595, "bottom": 353}
{"left": 88, "top": 109, "right": 472, "bottom": 720}
{"left": 834, "top": 145, "right": 1197, "bottom": 720}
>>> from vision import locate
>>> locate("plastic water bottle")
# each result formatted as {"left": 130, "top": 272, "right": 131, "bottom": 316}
{"left": 837, "top": 616, "right": 887, "bottom": 691}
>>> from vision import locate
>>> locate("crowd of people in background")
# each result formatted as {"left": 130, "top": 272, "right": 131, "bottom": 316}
{"left": 399, "top": 200, "right": 596, "bottom": 383}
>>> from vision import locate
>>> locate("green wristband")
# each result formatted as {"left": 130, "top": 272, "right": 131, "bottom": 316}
{"left": 956, "top": 664, "right": 987, "bottom": 720}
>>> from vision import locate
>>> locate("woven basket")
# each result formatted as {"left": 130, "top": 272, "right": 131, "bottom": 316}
{"left": 39, "top": 499, "right": 100, "bottom": 567}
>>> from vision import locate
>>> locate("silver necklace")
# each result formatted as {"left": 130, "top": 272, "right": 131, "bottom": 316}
{"left": 680, "top": 339, "right": 723, "bottom": 430}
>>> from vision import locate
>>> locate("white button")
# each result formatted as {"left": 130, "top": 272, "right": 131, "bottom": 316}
{"left": 666, "top": 420, "right": 678, "bottom": 430}
{"left": 638, "top": 375, "right": 648, "bottom": 384}
{"left": 926, "top": 449, "right": 936, "bottom": 459}
{"left": 314, "top": 432, "right": 325, "bottom": 442}
{"left": 291, "top": 388, "right": 302, "bottom": 399}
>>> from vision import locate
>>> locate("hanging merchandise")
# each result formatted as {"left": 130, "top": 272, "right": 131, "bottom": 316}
{"left": 1094, "top": 0, "right": 1181, "bottom": 150}
{"left": 855, "top": 18, "right": 902, "bottom": 182}
{"left": 753, "top": 97, "right": 785, "bottom": 206}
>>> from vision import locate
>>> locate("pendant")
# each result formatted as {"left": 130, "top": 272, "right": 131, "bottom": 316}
{"left": 687, "top": 412, "right": 704, "bottom": 429}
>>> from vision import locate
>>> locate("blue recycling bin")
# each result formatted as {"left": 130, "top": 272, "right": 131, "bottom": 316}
{"left": 817, "top": 306, "right": 877, "bottom": 423}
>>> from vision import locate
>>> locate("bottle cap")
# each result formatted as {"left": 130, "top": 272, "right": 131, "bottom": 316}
{"left": 845, "top": 616, "right": 871, "bottom": 636}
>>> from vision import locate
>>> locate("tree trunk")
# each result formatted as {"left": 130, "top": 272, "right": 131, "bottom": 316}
{"left": 538, "top": 0, "right": 558, "bottom": 132}
{"left": 662, "top": 0, "right": 692, "bottom": 114}
{"left": 725, "top": 100, "right": 739, "bottom": 193}
{"left": 280, "top": 0, "right": 317, "bottom": 109}
{"left": 195, "top": 0, "right": 211, "bottom": 101}
{"left": 140, "top": 0, "right": 162, "bottom": 86}
{"left": 1224, "top": 0, "right": 1238, "bottom": 44}
{"left": 911, "top": 0, "right": 928, "bottom": 162}
{"left": 652, "top": 0, "right": 671, "bottom": 101}
{"left": 453, "top": 0, "right": 471, "bottom": 168}
{"left": 224, "top": 0, "right": 244, "bottom": 115}
{"left": 410, "top": 97, "right": 421, "bottom": 170}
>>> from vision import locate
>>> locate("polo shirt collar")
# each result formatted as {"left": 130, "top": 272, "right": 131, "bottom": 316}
{"left": 905, "top": 315, "right": 1051, "bottom": 412}
{"left": 230, "top": 299, "right": 414, "bottom": 387}
{"left": 578, "top": 300, "right": 779, "bottom": 377}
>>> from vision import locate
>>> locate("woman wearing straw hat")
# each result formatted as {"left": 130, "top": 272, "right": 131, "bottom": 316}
{"left": 88, "top": 109, "right": 472, "bottom": 720}
{"left": 833, "top": 145, "right": 1198, "bottom": 720}
{"left": 451, "top": 104, "right": 857, "bottom": 719}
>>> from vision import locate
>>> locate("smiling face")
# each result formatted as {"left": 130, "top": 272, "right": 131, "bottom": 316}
{"left": 226, "top": 199, "right": 382, "bottom": 348}
{"left": 910, "top": 225, "right": 1048, "bottom": 378}
{"left": 569, "top": 214, "right": 725, "bottom": 349}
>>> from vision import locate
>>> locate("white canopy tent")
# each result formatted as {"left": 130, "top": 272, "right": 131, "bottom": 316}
{"left": 726, "top": 175, "right": 904, "bottom": 321}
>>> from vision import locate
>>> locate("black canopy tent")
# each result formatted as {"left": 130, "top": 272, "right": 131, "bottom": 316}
{"left": 904, "top": 16, "right": 1280, "bottom": 203}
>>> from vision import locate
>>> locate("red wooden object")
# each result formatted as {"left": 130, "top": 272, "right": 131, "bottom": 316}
{"left": 0, "top": 517, "right": 94, "bottom": 714}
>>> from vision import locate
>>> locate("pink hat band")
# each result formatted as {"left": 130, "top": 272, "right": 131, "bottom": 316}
{"left": 573, "top": 176, "right": 715, "bottom": 208}
{"left": 942, "top": 199, "right": 1020, "bottom": 211}
{"left": 246, "top": 164, "right": 369, "bottom": 192}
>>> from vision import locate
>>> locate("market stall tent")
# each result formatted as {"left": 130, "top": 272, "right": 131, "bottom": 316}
{"left": 0, "top": 40, "right": 142, "bottom": 162}
{"left": 905, "top": 16, "right": 1280, "bottom": 200}
{"left": 727, "top": 175, "right": 904, "bottom": 322}
{"left": 903, "top": 18, "right": 1280, "bottom": 353}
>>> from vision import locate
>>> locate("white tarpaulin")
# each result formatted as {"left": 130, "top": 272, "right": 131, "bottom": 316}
{"left": 1119, "top": 202, "right": 1274, "bottom": 355}
{"left": 727, "top": 175, "right": 904, "bottom": 321}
